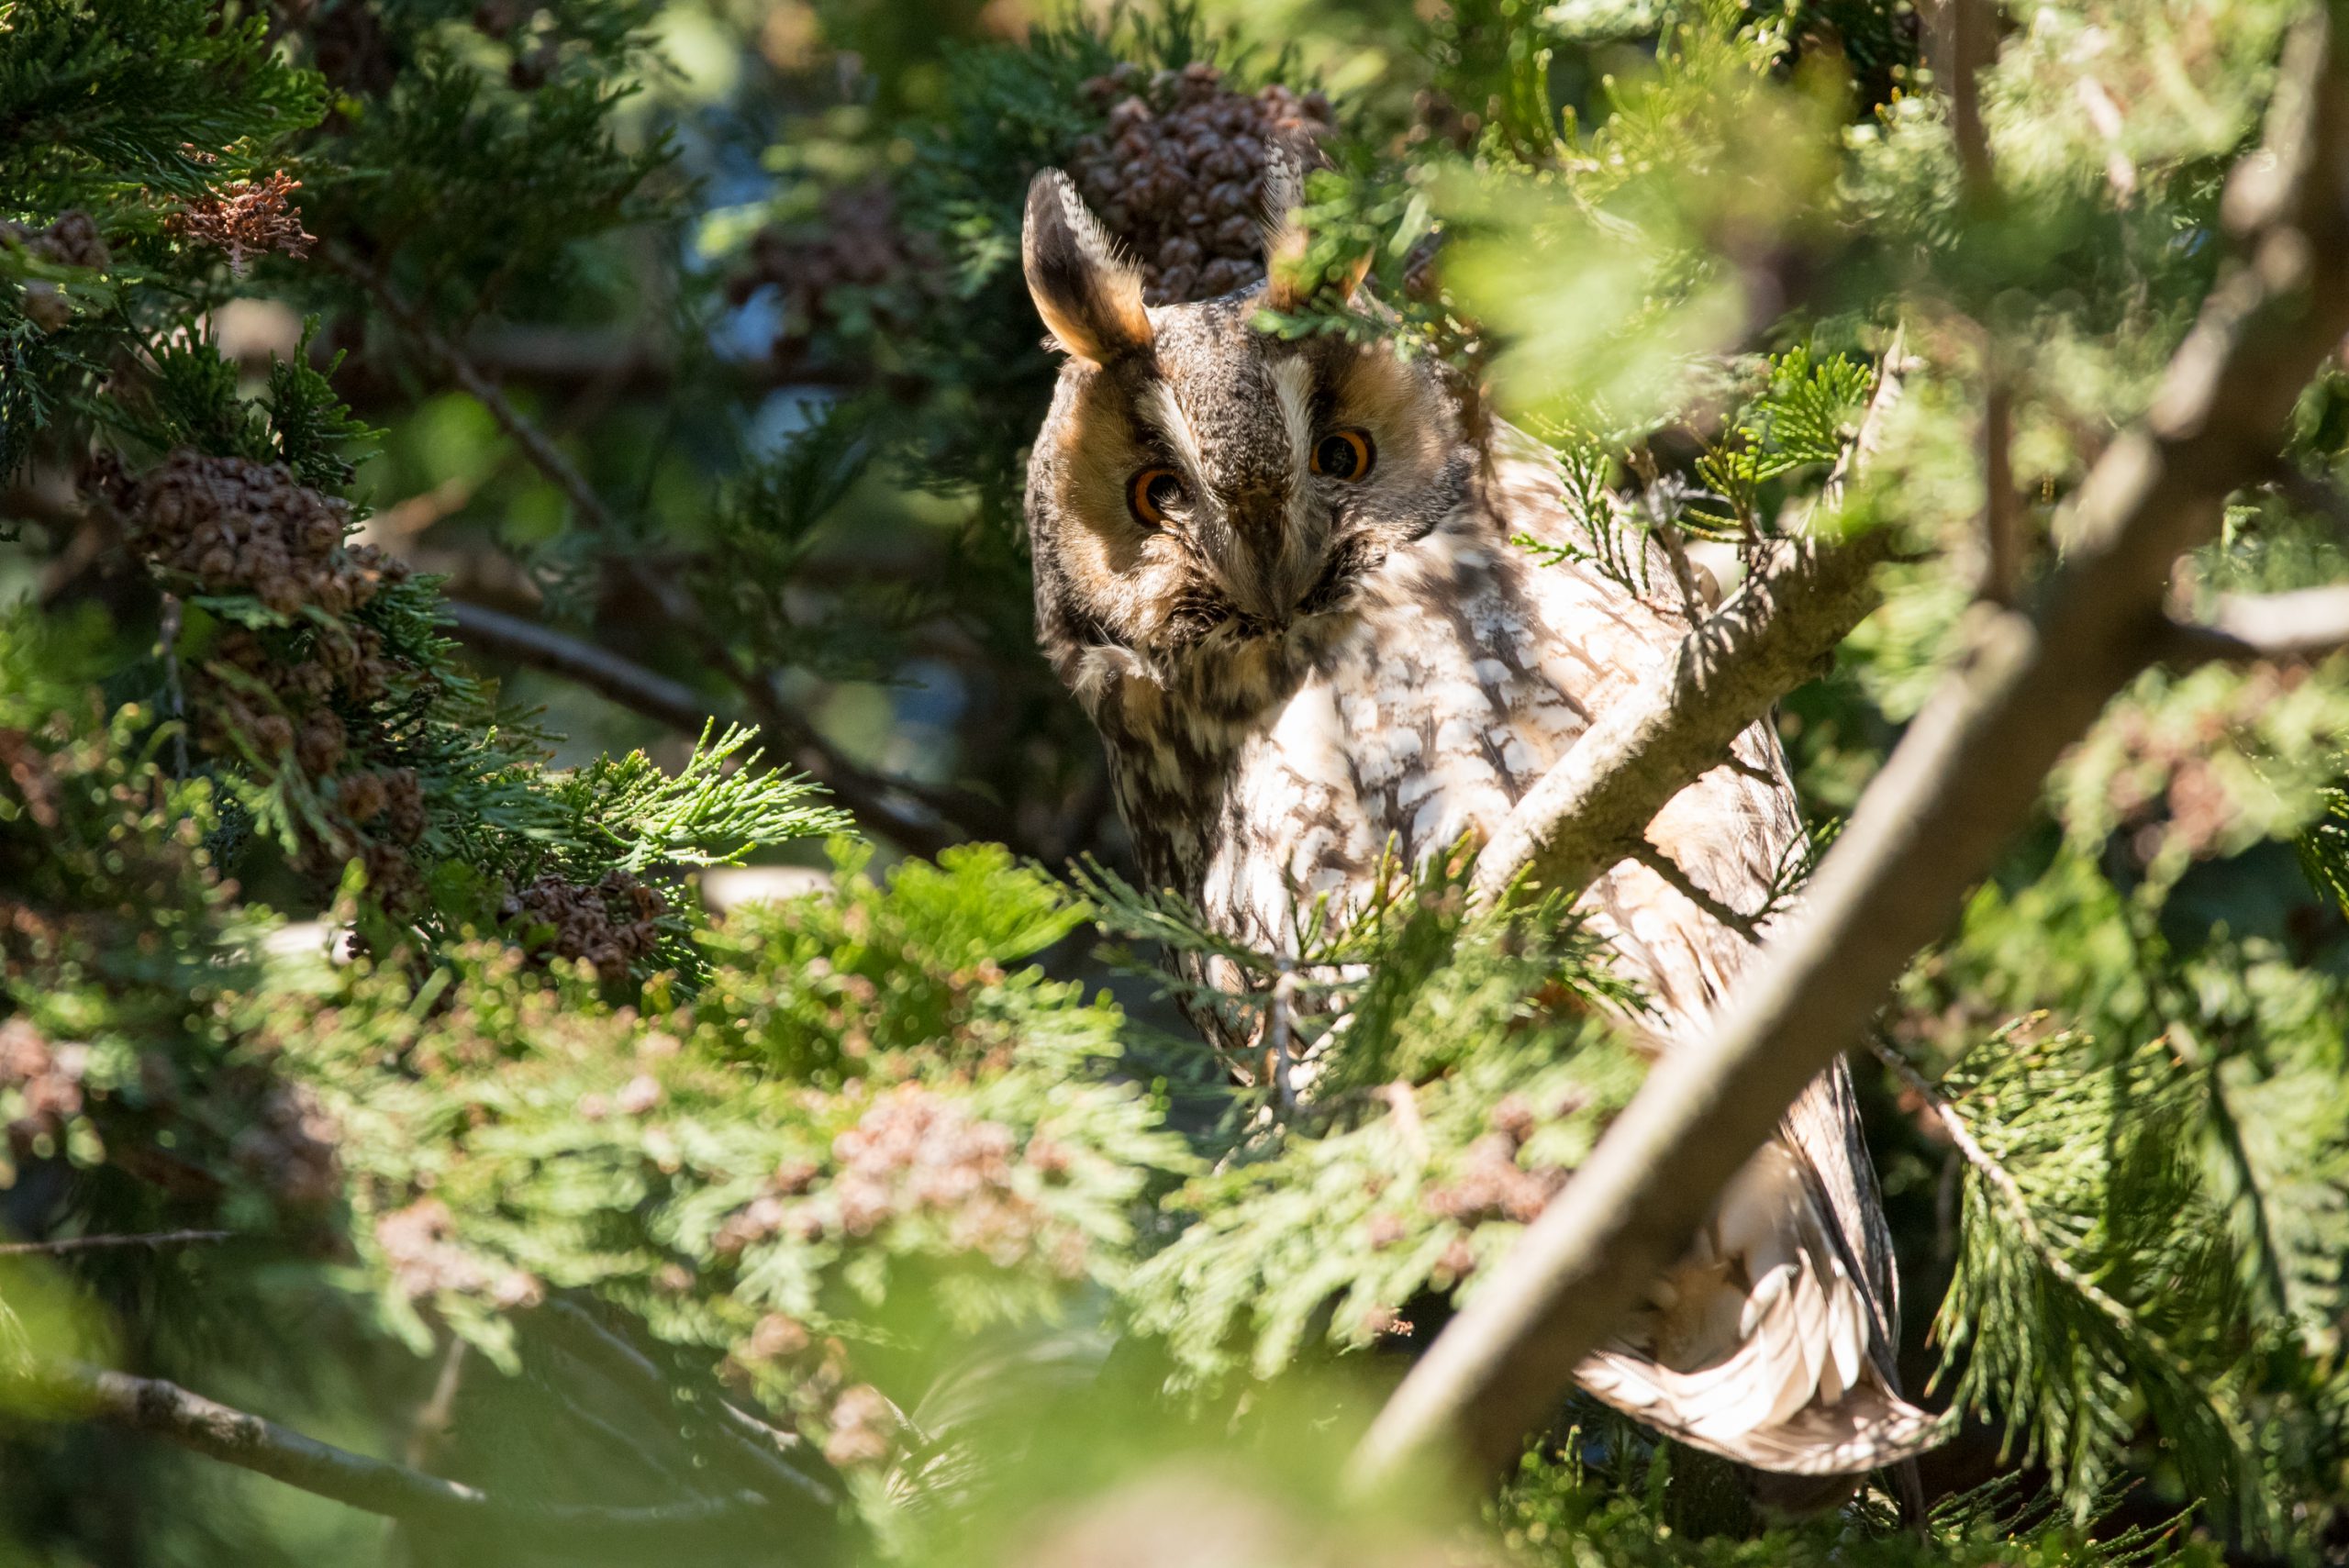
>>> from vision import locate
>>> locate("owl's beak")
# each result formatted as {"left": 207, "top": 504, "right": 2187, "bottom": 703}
{"left": 1216, "top": 491, "right": 1325, "bottom": 628}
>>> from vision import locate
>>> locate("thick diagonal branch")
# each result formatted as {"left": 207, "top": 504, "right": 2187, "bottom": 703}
{"left": 1353, "top": 8, "right": 2349, "bottom": 1488}
{"left": 14, "top": 1360, "right": 796, "bottom": 1547}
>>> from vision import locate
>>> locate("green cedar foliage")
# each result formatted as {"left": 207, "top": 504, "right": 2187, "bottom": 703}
{"left": 4, "top": 0, "right": 2349, "bottom": 1563}
{"left": 282, "top": 841, "right": 1185, "bottom": 1404}
{"left": 1079, "top": 854, "right": 1644, "bottom": 1389}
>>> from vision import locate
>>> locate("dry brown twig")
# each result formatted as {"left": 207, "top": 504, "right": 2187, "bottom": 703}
{"left": 1353, "top": 7, "right": 2349, "bottom": 1489}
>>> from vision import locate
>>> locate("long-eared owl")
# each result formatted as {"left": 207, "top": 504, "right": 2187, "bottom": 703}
{"left": 1019, "top": 167, "right": 1941, "bottom": 1496}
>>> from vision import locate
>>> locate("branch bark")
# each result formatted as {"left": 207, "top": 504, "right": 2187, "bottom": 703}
{"left": 13, "top": 1360, "right": 793, "bottom": 1547}
{"left": 2157, "top": 584, "right": 2349, "bottom": 664}
{"left": 537, "top": 1297, "right": 843, "bottom": 1511}
{"left": 446, "top": 601, "right": 731, "bottom": 738}
{"left": 1353, "top": 7, "right": 2349, "bottom": 1489}
{"left": 1946, "top": 0, "right": 2000, "bottom": 209}
{"left": 1472, "top": 533, "right": 1892, "bottom": 904}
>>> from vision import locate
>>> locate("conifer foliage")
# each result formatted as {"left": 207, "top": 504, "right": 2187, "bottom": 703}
{"left": 4, "top": 0, "right": 2349, "bottom": 1564}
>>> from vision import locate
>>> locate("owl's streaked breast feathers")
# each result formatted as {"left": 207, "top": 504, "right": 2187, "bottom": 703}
{"left": 1020, "top": 167, "right": 1942, "bottom": 1492}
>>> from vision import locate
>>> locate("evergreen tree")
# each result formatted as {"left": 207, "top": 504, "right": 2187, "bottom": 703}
{"left": 3, "top": 0, "right": 2347, "bottom": 1563}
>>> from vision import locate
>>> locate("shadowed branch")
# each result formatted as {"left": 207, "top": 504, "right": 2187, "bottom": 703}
{"left": 2157, "top": 584, "right": 2349, "bottom": 665}
{"left": 10, "top": 1360, "right": 806, "bottom": 1548}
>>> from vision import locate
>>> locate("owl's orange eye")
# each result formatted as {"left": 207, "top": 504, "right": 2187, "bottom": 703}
{"left": 1312, "top": 428, "right": 1375, "bottom": 481}
{"left": 1129, "top": 466, "right": 1186, "bottom": 527}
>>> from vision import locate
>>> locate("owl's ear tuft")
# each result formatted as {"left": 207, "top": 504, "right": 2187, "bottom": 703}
{"left": 1260, "top": 142, "right": 1370, "bottom": 314}
{"left": 1023, "top": 170, "right": 1152, "bottom": 365}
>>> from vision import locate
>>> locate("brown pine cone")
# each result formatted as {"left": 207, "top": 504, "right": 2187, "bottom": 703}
{"left": 1066, "top": 62, "right": 1333, "bottom": 306}
{"left": 729, "top": 182, "right": 941, "bottom": 361}
{"left": 502, "top": 869, "right": 668, "bottom": 983}
{"left": 104, "top": 450, "right": 384, "bottom": 616}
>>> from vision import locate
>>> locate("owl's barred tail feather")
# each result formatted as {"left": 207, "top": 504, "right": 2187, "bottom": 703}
{"left": 1571, "top": 1157, "right": 1943, "bottom": 1473}
{"left": 1572, "top": 743, "right": 1947, "bottom": 1498}
{"left": 1566, "top": 1096, "right": 1946, "bottom": 1495}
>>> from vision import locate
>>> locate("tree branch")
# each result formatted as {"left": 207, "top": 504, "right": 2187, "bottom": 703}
{"left": 1981, "top": 366, "right": 2024, "bottom": 603}
{"left": 1943, "top": 0, "right": 2026, "bottom": 607}
{"left": 13, "top": 1360, "right": 790, "bottom": 1546}
{"left": 1473, "top": 338, "right": 1909, "bottom": 908}
{"left": 330, "top": 249, "right": 1020, "bottom": 860}
{"left": 1624, "top": 840, "right": 1764, "bottom": 944}
{"left": 536, "top": 1297, "right": 842, "bottom": 1511}
{"left": 1471, "top": 532, "right": 1892, "bottom": 905}
{"left": 1945, "top": 0, "right": 1999, "bottom": 209}
{"left": 443, "top": 598, "right": 1000, "bottom": 856}
{"left": 0, "top": 1229, "right": 229, "bottom": 1257}
{"left": 1865, "top": 1036, "right": 2215, "bottom": 1397}
{"left": 2155, "top": 584, "right": 2349, "bottom": 664}
{"left": 1352, "top": 7, "right": 2349, "bottom": 1489}
{"left": 446, "top": 601, "right": 730, "bottom": 737}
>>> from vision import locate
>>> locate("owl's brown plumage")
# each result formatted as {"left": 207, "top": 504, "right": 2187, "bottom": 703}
{"left": 1020, "top": 169, "right": 1940, "bottom": 1492}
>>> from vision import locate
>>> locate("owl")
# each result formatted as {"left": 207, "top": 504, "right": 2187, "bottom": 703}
{"left": 1018, "top": 169, "right": 1941, "bottom": 1500}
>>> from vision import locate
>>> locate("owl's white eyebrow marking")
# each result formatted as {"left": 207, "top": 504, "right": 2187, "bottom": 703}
{"left": 1271, "top": 358, "right": 1313, "bottom": 475}
{"left": 1271, "top": 357, "right": 1315, "bottom": 539}
{"left": 1141, "top": 381, "right": 1209, "bottom": 495}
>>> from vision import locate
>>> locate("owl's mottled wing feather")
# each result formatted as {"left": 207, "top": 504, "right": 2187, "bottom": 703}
{"left": 1482, "top": 444, "right": 1938, "bottom": 1482}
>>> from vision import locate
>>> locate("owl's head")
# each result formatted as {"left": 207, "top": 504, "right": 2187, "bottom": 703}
{"left": 1019, "top": 168, "right": 1471, "bottom": 706}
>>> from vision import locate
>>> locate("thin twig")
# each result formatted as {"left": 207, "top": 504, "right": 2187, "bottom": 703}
{"left": 12, "top": 1360, "right": 785, "bottom": 1544}
{"left": 443, "top": 599, "right": 1004, "bottom": 853}
{"left": 1866, "top": 1039, "right": 2129, "bottom": 1321}
{"left": 446, "top": 601, "right": 729, "bottom": 738}
{"left": 1874, "top": 1033, "right": 2247, "bottom": 1536}
{"left": 538, "top": 1298, "right": 841, "bottom": 1511}
{"left": 1956, "top": 14, "right": 2023, "bottom": 611}
{"left": 1377, "top": 1079, "right": 1430, "bottom": 1162}
{"left": 1627, "top": 447, "right": 1706, "bottom": 622}
{"left": 1946, "top": 0, "right": 1999, "bottom": 210}
{"left": 0, "top": 1229, "right": 230, "bottom": 1257}
{"left": 404, "top": 1337, "right": 466, "bottom": 1471}
{"left": 545, "top": 1376, "right": 701, "bottom": 1487}
{"left": 158, "top": 594, "right": 190, "bottom": 777}
{"left": 1623, "top": 840, "right": 1764, "bottom": 944}
{"left": 1264, "top": 968, "right": 1300, "bottom": 1112}
{"left": 1865, "top": 1036, "right": 2227, "bottom": 1407}
{"left": 371, "top": 471, "right": 490, "bottom": 541}
{"left": 1981, "top": 367, "right": 2023, "bottom": 604}
{"left": 1350, "top": 13, "right": 2349, "bottom": 1488}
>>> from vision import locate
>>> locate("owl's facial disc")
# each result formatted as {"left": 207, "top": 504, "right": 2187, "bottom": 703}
{"left": 1028, "top": 286, "right": 1468, "bottom": 693}
{"left": 1133, "top": 361, "right": 1330, "bottom": 628}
